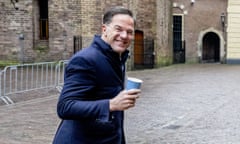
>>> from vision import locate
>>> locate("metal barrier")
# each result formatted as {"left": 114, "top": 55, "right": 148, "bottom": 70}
{"left": 0, "top": 60, "right": 69, "bottom": 105}
{"left": 55, "top": 60, "right": 69, "bottom": 92}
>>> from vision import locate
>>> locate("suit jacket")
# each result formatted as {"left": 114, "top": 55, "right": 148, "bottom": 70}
{"left": 53, "top": 35, "right": 129, "bottom": 144}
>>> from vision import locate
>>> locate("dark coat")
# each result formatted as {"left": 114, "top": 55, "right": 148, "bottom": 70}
{"left": 53, "top": 35, "right": 129, "bottom": 144}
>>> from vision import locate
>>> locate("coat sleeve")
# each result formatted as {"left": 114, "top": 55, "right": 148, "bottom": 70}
{"left": 57, "top": 55, "right": 110, "bottom": 122}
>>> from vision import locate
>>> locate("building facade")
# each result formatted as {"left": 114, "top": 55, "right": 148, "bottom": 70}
{"left": 172, "top": 0, "right": 228, "bottom": 64}
{"left": 227, "top": 0, "right": 240, "bottom": 63}
{"left": 2, "top": 0, "right": 239, "bottom": 69}
{"left": 0, "top": 0, "right": 172, "bottom": 69}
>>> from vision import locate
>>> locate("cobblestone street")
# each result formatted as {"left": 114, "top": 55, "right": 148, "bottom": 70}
{"left": 1, "top": 64, "right": 240, "bottom": 144}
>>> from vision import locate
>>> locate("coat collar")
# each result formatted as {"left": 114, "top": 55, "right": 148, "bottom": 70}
{"left": 93, "top": 35, "right": 129, "bottom": 63}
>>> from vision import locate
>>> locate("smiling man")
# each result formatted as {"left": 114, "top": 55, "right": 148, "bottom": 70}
{"left": 52, "top": 6, "right": 141, "bottom": 144}
{"left": 101, "top": 13, "right": 134, "bottom": 54}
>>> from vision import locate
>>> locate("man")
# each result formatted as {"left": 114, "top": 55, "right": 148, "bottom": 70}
{"left": 53, "top": 6, "right": 141, "bottom": 144}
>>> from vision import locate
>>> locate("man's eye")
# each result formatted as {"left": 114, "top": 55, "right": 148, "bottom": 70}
{"left": 127, "top": 31, "right": 133, "bottom": 35}
{"left": 115, "top": 27, "right": 122, "bottom": 32}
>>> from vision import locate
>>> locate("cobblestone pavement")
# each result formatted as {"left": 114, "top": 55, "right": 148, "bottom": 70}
{"left": 1, "top": 64, "right": 240, "bottom": 144}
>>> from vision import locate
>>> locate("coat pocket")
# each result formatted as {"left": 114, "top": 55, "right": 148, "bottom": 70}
{"left": 87, "top": 119, "right": 117, "bottom": 136}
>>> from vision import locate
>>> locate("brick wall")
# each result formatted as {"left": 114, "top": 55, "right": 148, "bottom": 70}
{"left": 173, "top": 0, "right": 227, "bottom": 63}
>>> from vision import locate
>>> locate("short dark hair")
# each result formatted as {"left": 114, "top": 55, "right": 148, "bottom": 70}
{"left": 103, "top": 6, "right": 134, "bottom": 24}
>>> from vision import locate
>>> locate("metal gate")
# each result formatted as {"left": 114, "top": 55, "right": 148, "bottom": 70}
{"left": 134, "top": 38, "right": 155, "bottom": 69}
{"left": 0, "top": 60, "right": 68, "bottom": 105}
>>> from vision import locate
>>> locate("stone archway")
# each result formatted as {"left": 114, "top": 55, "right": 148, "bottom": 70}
{"left": 197, "top": 27, "right": 225, "bottom": 63}
{"left": 202, "top": 32, "right": 220, "bottom": 62}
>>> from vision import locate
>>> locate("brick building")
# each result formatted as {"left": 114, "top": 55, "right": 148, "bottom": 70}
{"left": 172, "top": 0, "right": 228, "bottom": 64}
{"left": 0, "top": 0, "right": 172, "bottom": 69}
{"left": 173, "top": 0, "right": 240, "bottom": 64}
{"left": 1, "top": 0, "right": 239, "bottom": 69}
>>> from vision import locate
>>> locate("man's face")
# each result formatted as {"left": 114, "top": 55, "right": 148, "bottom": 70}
{"left": 101, "top": 14, "right": 134, "bottom": 55}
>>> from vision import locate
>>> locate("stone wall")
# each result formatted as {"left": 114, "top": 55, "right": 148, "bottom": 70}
{"left": 0, "top": 0, "right": 34, "bottom": 62}
{"left": 48, "top": 0, "right": 82, "bottom": 60}
{"left": 156, "top": 0, "right": 173, "bottom": 66}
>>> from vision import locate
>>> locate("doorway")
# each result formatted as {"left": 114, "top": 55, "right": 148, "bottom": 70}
{"left": 134, "top": 30, "right": 144, "bottom": 65}
{"left": 202, "top": 32, "right": 220, "bottom": 62}
{"left": 173, "top": 15, "right": 185, "bottom": 63}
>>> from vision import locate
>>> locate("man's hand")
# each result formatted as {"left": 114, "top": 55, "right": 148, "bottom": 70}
{"left": 109, "top": 89, "right": 141, "bottom": 111}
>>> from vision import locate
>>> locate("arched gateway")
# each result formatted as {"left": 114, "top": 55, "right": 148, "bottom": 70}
{"left": 197, "top": 27, "right": 225, "bottom": 63}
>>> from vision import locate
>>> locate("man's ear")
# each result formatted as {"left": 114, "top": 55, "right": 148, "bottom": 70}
{"left": 102, "top": 24, "right": 107, "bottom": 37}
{"left": 102, "top": 24, "right": 107, "bottom": 35}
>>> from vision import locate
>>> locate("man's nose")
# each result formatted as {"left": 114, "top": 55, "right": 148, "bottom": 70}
{"left": 120, "top": 31, "right": 128, "bottom": 38}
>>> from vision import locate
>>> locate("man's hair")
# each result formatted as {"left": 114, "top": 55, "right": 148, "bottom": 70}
{"left": 103, "top": 6, "right": 134, "bottom": 24}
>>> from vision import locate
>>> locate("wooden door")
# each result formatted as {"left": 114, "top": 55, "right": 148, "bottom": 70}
{"left": 134, "top": 30, "right": 144, "bottom": 65}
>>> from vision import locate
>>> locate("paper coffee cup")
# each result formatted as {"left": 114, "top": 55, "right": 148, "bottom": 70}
{"left": 126, "top": 77, "right": 143, "bottom": 90}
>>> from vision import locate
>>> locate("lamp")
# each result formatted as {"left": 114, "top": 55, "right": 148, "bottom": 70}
{"left": 221, "top": 13, "right": 226, "bottom": 32}
{"left": 11, "top": 0, "right": 19, "bottom": 10}
{"left": 180, "top": 4, "right": 184, "bottom": 10}
{"left": 173, "top": 2, "right": 177, "bottom": 7}
{"left": 191, "top": 0, "right": 195, "bottom": 5}
{"left": 221, "top": 13, "right": 225, "bottom": 27}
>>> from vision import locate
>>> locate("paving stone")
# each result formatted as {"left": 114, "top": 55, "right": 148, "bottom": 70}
{"left": 1, "top": 64, "right": 240, "bottom": 144}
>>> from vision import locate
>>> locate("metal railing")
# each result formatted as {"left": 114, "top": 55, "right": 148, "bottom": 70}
{"left": 0, "top": 60, "right": 68, "bottom": 105}
{"left": 173, "top": 40, "right": 185, "bottom": 63}
{"left": 55, "top": 60, "right": 69, "bottom": 92}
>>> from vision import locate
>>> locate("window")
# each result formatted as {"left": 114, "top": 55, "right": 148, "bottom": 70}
{"left": 39, "top": 0, "right": 48, "bottom": 40}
